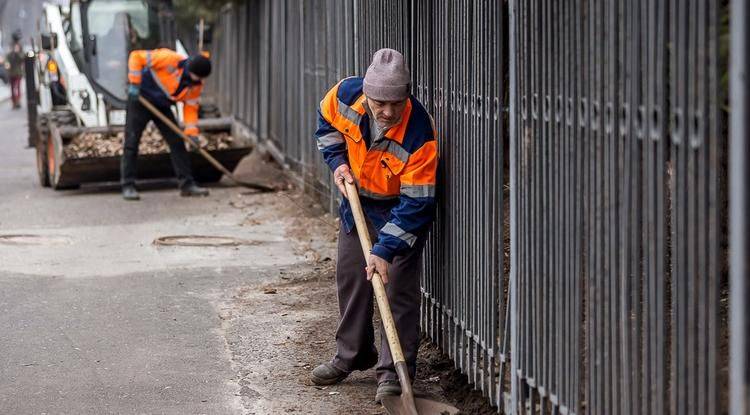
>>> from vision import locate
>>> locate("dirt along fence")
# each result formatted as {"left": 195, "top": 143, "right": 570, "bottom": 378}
{"left": 206, "top": 1, "right": 745, "bottom": 414}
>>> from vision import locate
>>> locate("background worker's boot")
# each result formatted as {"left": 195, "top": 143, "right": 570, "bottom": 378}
{"left": 180, "top": 183, "right": 209, "bottom": 197}
{"left": 122, "top": 185, "right": 140, "bottom": 201}
{"left": 310, "top": 362, "right": 349, "bottom": 385}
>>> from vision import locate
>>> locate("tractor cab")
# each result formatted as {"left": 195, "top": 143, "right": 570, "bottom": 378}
{"left": 66, "top": 0, "right": 176, "bottom": 107}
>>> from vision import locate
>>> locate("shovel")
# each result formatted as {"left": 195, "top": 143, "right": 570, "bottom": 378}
{"left": 344, "top": 181, "right": 459, "bottom": 415}
{"left": 138, "top": 95, "right": 275, "bottom": 192}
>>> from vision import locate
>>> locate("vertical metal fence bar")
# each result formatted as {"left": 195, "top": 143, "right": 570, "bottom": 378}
{"left": 562, "top": 0, "right": 573, "bottom": 411}
{"left": 606, "top": 0, "right": 621, "bottom": 412}
{"left": 730, "top": 0, "right": 750, "bottom": 412}
{"left": 617, "top": 0, "right": 632, "bottom": 412}
{"left": 670, "top": 0, "right": 685, "bottom": 413}
{"left": 509, "top": 0, "right": 519, "bottom": 409}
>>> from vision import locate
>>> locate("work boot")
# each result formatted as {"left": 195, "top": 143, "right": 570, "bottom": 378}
{"left": 180, "top": 183, "right": 209, "bottom": 197}
{"left": 122, "top": 185, "right": 140, "bottom": 201}
{"left": 375, "top": 380, "right": 401, "bottom": 403}
{"left": 310, "top": 362, "right": 349, "bottom": 386}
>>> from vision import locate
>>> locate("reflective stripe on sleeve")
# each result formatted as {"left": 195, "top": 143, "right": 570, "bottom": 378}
{"left": 316, "top": 131, "right": 345, "bottom": 150}
{"left": 380, "top": 222, "right": 418, "bottom": 247}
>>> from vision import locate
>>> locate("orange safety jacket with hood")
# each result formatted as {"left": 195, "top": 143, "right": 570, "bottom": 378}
{"left": 315, "top": 76, "right": 438, "bottom": 262}
{"left": 127, "top": 48, "right": 203, "bottom": 136}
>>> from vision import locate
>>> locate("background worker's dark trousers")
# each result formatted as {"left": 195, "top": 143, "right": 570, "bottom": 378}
{"left": 120, "top": 96, "right": 195, "bottom": 189}
{"left": 331, "top": 222, "right": 425, "bottom": 384}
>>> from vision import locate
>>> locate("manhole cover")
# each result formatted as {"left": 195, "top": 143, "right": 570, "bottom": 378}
{"left": 153, "top": 235, "right": 259, "bottom": 247}
{"left": 0, "top": 234, "right": 72, "bottom": 246}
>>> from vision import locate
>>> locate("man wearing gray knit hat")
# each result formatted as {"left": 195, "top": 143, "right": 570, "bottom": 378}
{"left": 311, "top": 48, "right": 438, "bottom": 404}
{"left": 363, "top": 48, "right": 411, "bottom": 102}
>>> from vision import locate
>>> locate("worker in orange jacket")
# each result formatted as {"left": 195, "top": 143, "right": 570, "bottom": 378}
{"left": 310, "top": 49, "right": 438, "bottom": 403}
{"left": 121, "top": 48, "right": 211, "bottom": 200}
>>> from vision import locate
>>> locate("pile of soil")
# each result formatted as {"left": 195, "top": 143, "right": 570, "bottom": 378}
{"left": 63, "top": 122, "right": 234, "bottom": 158}
{"left": 415, "top": 341, "right": 499, "bottom": 415}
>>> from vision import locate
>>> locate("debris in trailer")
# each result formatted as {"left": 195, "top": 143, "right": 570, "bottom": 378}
{"left": 63, "top": 122, "right": 234, "bottom": 158}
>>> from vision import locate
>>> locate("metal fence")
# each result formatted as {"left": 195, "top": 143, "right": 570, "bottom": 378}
{"left": 208, "top": 1, "right": 733, "bottom": 413}
{"left": 510, "top": 0, "right": 728, "bottom": 414}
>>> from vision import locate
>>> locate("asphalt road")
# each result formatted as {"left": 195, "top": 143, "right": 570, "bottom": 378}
{"left": 0, "top": 104, "right": 301, "bottom": 414}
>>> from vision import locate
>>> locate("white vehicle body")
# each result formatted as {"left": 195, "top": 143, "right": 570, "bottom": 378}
{"left": 34, "top": 0, "right": 187, "bottom": 127}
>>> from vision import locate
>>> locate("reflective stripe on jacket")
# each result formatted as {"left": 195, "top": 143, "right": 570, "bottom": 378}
{"left": 315, "top": 77, "right": 438, "bottom": 262}
{"left": 128, "top": 48, "right": 202, "bottom": 136}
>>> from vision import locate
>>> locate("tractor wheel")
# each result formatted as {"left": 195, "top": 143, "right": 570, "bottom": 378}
{"left": 46, "top": 122, "right": 78, "bottom": 190}
{"left": 36, "top": 139, "right": 50, "bottom": 187}
{"left": 36, "top": 115, "right": 51, "bottom": 187}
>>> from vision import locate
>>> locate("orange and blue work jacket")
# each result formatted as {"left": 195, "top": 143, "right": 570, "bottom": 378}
{"left": 127, "top": 48, "right": 203, "bottom": 136}
{"left": 316, "top": 77, "right": 438, "bottom": 262}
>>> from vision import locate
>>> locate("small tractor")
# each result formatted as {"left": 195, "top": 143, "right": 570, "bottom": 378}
{"left": 26, "top": 0, "right": 248, "bottom": 189}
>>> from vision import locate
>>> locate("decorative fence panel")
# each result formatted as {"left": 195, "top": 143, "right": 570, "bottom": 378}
{"left": 209, "top": 1, "right": 734, "bottom": 413}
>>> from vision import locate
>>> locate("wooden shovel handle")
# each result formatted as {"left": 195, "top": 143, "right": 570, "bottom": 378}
{"left": 344, "top": 181, "right": 407, "bottom": 365}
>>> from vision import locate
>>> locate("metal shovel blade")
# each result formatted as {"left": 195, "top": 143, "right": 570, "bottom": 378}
{"left": 381, "top": 396, "right": 461, "bottom": 415}
{"left": 233, "top": 178, "right": 276, "bottom": 192}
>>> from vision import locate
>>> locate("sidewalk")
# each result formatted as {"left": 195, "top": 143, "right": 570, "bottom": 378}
{"left": 0, "top": 84, "right": 10, "bottom": 103}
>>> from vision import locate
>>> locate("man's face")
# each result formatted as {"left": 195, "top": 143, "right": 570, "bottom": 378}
{"left": 189, "top": 72, "right": 202, "bottom": 82}
{"left": 366, "top": 97, "right": 407, "bottom": 128}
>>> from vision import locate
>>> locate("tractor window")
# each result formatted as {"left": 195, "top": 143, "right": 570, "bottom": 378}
{"left": 85, "top": 0, "right": 161, "bottom": 100}
{"left": 87, "top": 0, "right": 161, "bottom": 50}
{"left": 68, "top": 3, "right": 84, "bottom": 53}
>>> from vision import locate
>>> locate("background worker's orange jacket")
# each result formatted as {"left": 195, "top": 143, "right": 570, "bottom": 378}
{"left": 128, "top": 48, "right": 203, "bottom": 136}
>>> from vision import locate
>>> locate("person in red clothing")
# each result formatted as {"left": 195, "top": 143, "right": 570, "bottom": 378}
{"left": 121, "top": 48, "right": 211, "bottom": 200}
{"left": 6, "top": 33, "right": 25, "bottom": 110}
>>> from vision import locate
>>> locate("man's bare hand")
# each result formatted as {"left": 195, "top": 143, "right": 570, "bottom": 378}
{"left": 366, "top": 253, "right": 390, "bottom": 284}
{"left": 333, "top": 164, "right": 355, "bottom": 198}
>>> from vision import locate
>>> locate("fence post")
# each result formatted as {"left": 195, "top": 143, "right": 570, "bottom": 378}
{"left": 730, "top": 0, "right": 749, "bottom": 412}
{"left": 508, "top": 0, "right": 519, "bottom": 413}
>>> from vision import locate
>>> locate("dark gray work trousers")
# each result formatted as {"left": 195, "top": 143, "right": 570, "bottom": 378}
{"left": 331, "top": 222, "right": 424, "bottom": 384}
{"left": 120, "top": 96, "right": 195, "bottom": 189}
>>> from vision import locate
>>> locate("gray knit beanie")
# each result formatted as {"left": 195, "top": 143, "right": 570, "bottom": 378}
{"left": 363, "top": 48, "right": 411, "bottom": 101}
